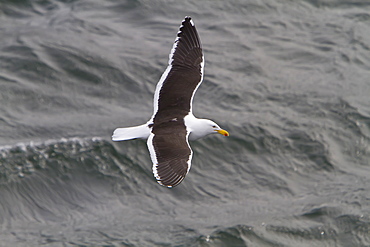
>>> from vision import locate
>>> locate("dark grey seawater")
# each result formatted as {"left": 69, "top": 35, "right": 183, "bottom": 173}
{"left": 1, "top": 0, "right": 370, "bottom": 246}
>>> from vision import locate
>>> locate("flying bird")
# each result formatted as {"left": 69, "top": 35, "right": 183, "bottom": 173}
{"left": 112, "top": 17, "right": 229, "bottom": 188}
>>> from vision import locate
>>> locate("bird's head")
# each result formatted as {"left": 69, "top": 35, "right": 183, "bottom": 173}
{"left": 204, "top": 119, "right": 229, "bottom": 137}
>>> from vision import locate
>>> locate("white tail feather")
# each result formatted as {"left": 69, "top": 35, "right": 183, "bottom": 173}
{"left": 112, "top": 124, "right": 151, "bottom": 141}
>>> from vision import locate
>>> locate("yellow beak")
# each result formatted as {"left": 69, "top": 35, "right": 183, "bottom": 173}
{"left": 216, "top": 129, "right": 229, "bottom": 137}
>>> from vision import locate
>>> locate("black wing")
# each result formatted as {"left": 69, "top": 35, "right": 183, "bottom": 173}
{"left": 152, "top": 16, "right": 203, "bottom": 120}
{"left": 148, "top": 119, "right": 192, "bottom": 188}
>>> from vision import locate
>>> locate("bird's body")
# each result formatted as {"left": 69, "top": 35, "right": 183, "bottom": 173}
{"left": 112, "top": 17, "right": 229, "bottom": 188}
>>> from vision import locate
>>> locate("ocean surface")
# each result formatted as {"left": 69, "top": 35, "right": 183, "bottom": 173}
{"left": 1, "top": 0, "right": 370, "bottom": 246}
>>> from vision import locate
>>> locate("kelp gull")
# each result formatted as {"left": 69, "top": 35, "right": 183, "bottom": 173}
{"left": 112, "top": 17, "right": 229, "bottom": 188}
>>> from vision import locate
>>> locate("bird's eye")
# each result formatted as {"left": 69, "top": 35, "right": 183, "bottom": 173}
{"left": 212, "top": 125, "right": 216, "bottom": 128}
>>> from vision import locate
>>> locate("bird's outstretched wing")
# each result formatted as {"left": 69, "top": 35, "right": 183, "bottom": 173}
{"left": 151, "top": 16, "right": 203, "bottom": 118}
{"left": 147, "top": 119, "right": 192, "bottom": 188}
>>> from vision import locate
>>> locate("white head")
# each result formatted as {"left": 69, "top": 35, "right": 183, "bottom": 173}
{"left": 187, "top": 118, "right": 229, "bottom": 141}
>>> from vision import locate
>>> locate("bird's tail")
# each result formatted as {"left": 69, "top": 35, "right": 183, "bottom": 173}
{"left": 112, "top": 124, "right": 151, "bottom": 141}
